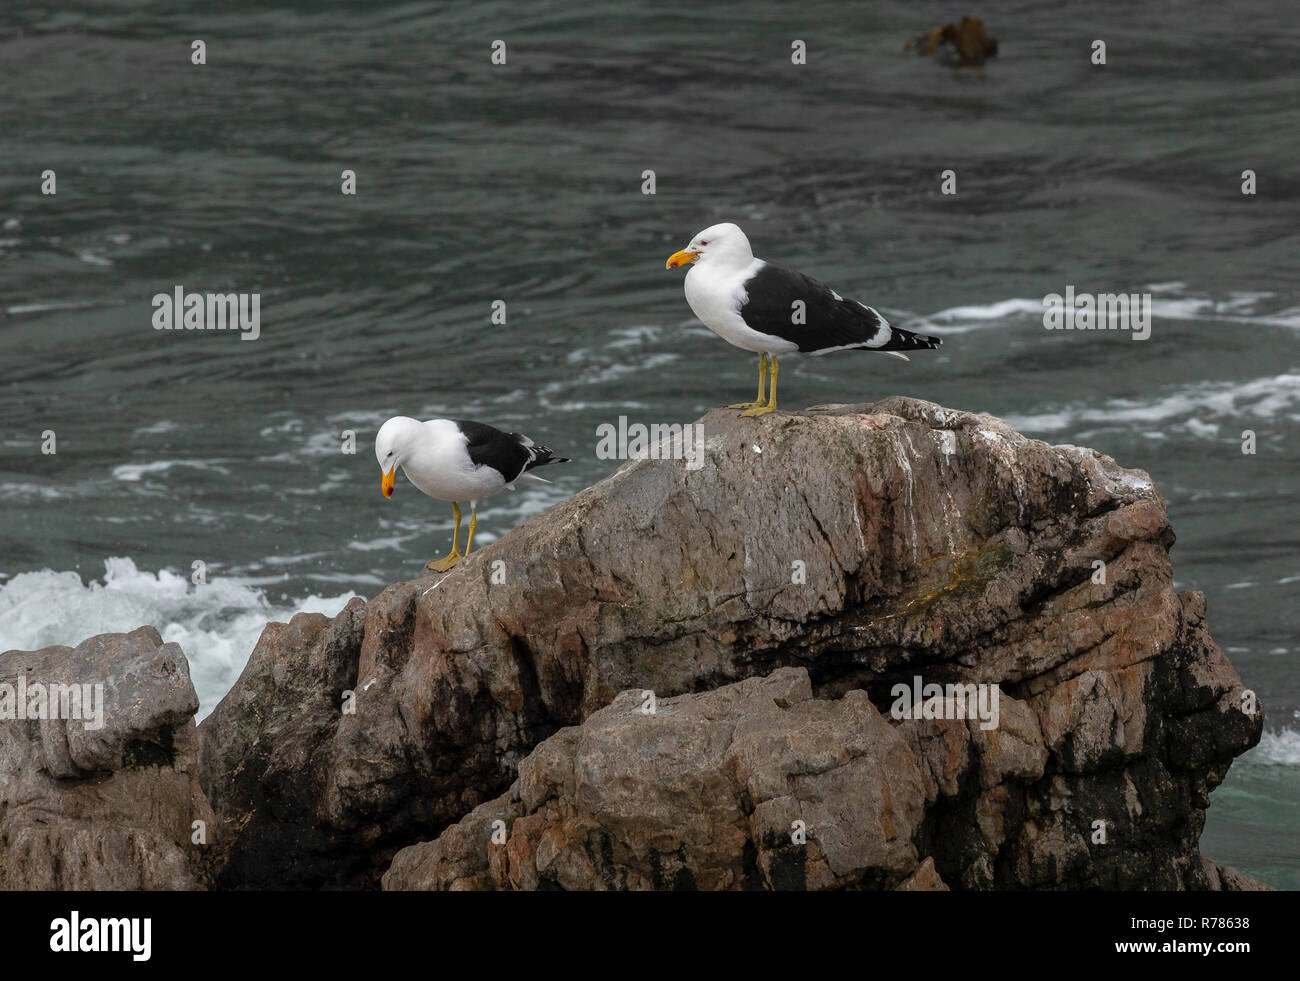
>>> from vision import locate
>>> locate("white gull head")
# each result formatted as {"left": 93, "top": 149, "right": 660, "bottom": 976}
{"left": 375, "top": 415, "right": 423, "bottom": 498}
{"left": 666, "top": 222, "right": 755, "bottom": 274}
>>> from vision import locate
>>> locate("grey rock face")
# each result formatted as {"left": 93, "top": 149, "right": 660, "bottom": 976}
{"left": 0, "top": 626, "right": 212, "bottom": 890}
{"left": 163, "top": 399, "right": 1265, "bottom": 889}
{"left": 383, "top": 668, "right": 930, "bottom": 891}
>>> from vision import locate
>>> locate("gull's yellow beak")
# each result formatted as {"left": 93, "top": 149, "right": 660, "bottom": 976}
{"left": 381, "top": 465, "right": 396, "bottom": 498}
{"left": 666, "top": 248, "right": 699, "bottom": 270}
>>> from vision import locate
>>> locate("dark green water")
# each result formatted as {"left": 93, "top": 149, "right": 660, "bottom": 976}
{"left": 0, "top": 1, "right": 1295, "bottom": 887}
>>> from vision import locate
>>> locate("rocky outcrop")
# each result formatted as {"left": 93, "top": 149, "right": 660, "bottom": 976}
{"left": 382, "top": 667, "right": 932, "bottom": 891}
{"left": 188, "top": 397, "right": 1264, "bottom": 890}
{"left": 1202, "top": 857, "right": 1276, "bottom": 891}
{"left": 0, "top": 626, "right": 212, "bottom": 889}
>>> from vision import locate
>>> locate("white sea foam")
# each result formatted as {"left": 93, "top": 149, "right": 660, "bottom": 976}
{"left": 906, "top": 288, "right": 1300, "bottom": 335}
{"left": 924, "top": 298, "right": 1045, "bottom": 328}
{"left": 1245, "top": 727, "right": 1300, "bottom": 766}
{"left": 6, "top": 299, "right": 110, "bottom": 315}
{"left": 605, "top": 324, "right": 667, "bottom": 349}
{"left": 0, "top": 482, "right": 72, "bottom": 501}
{"left": 112, "top": 459, "right": 232, "bottom": 482}
{"left": 132, "top": 420, "right": 179, "bottom": 436}
{"left": 0, "top": 557, "right": 358, "bottom": 721}
{"left": 1006, "top": 370, "right": 1300, "bottom": 435}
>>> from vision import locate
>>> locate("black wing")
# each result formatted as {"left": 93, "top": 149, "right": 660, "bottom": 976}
{"left": 739, "top": 262, "right": 941, "bottom": 354}
{"left": 456, "top": 420, "right": 569, "bottom": 482}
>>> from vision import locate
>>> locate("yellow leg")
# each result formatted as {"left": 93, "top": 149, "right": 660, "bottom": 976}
{"left": 426, "top": 502, "right": 464, "bottom": 571}
{"left": 464, "top": 506, "right": 478, "bottom": 556}
{"left": 727, "top": 353, "right": 768, "bottom": 410}
{"left": 742, "top": 355, "right": 778, "bottom": 416}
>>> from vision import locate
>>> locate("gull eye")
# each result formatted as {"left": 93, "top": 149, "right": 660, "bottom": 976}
{"left": 700, "top": 240, "right": 708, "bottom": 246}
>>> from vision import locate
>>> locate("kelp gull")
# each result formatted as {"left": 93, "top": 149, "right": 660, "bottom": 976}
{"left": 376, "top": 416, "right": 569, "bottom": 571}
{"left": 665, "top": 222, "right": 941, "bottom": 415}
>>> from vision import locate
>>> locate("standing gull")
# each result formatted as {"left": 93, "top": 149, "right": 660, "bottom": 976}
{"left": 665, "top": 222, "right": 942, "bottom": 415}
{"left": 375, "top": 416, "right": 569, "bottom": 571}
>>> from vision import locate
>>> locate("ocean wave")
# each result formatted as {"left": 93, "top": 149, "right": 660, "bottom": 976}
{"left": 0, "top": 557, "right": 358, "bottom": 721}
{"left": 112, "top": 459, "right": 232, "bottom": 482}
{"left": 905, "top": 288, "right": 1300, "bottom": 335}
{"left": 1005, "top": 370, "right": 1300, "bottom": 435}
{"left": 1245, "top": 727, "right": 1300, "bottom": 766}
{"left": 5, "top": 299, "right": 112, "bottom": 315}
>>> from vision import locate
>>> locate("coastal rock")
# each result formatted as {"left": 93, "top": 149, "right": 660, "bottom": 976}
{"left": 897, "top": 857, "right": 949, "bottom": 891}
{"left": 0, "top": 626, "right": 212, "bottom": 890}
{"left": 382, "top": 667, "right": 930, "bottom": 891}
{"left": 1200, "top": 857, "right": 1275, "bottom": 891}
{"left": 193, "top": 398, "right": 1263, "bottom": 889}
{"left": 194, "top": 602, "right": 369, "bottom": 888}
{"left": 905, "top": 17, "right": 999, "bottom": 67}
